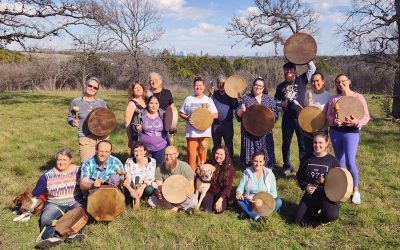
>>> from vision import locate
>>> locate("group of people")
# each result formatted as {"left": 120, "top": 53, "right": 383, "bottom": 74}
{"left": 31, "top": 64, "right": 370, "bottom": 248}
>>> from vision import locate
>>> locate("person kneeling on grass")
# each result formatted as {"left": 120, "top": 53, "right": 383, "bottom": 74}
{"left": 80, "top": 140, "right": 123, "bottom": 192}
{"left": 34, "top": 149, "right": 86, "bottom": 249}
{"left": 147, "top": 146, "right": 198, "bottom": 215}
{"left": 236, "top": 152, "right": 282, "bottom": 221}
{"left": 294, "top": 132, "right": 341, "bottom": 226}
{"left": 123, "top": 142, "right": 157, "bottom": 207}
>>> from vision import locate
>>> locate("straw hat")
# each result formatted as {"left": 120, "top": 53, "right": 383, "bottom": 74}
{"left": 162, "top": 175, "right": 189, "bottom": 204}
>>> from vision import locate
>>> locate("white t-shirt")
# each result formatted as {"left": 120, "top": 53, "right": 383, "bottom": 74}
{"left": 305, "top": 90, "right": 332, "bottom": 111}
{"left": 179, "top": 95, "right": 218, "bottom": 138}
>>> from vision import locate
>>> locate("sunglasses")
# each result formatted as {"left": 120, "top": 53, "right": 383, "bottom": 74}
{"left": 87, "top": 84, "right": 99, "bottom": 90}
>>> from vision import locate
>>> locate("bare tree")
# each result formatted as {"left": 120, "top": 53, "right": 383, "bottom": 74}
{"left": 226, "top": 0, "right": 319, "bottom": 52}
{"left": 338, "top": 0, "right": 400, "bottom": 118}
{"left": 91, "top": 0, "right": 164, "bottom": 80}
{"left": 0, "top": 0, "right": 92, "bottom": 49}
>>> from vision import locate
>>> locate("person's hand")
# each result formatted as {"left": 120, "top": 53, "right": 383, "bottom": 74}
{"left": 282, "top": 100, "right": 288, "bottom": 108}
{"left": 130, "top": 189, "right": 139, "bottom": 199}
{"left": 72, "top": 119, "right": 79, "bottom": 127}
{"left": 236, "top": 192, "right": 244, "bottom": 201}
{"left": 241, "top": 104, "right": 246, "bottom": 113}
{"left": 123, "top": 179, "right": 130, "bottom": 188}
{"left": 137, "top": 185, "right": 145, "bottom": 198}
{"left": 188, "top": 117, "right": 195, "bottom": 126}
{"left": 93, "top": 179, "right": 103, "bottom": 188}
{"left": 343, "top": 115, "right": 358, "bottom": 126}
{"left": 334, "top": 118, "right": 343, "bottom": 126}
{"left": 135, "top": 124, "right": 142, "bottom": 133}
{"left": 306, "top": 184, "right": 317, "bottom": 194}
{"left": 214, "top": 198, "right": 223, "bottom": 213}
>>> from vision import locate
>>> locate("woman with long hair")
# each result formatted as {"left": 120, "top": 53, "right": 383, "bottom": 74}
{"left": 125, "top": 80, "right": 147, "bottom": 149}
{"left": 200, "top": 146, "right": 236, "bottom": 213}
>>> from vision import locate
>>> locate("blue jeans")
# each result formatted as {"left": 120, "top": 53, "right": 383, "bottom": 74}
{"left": 237, "top": 197, "right": 282, "bottom": 220}
{"left": 149, "top": 147, "right": 166, "bottom": 167}
{"left": 281, "top": 115, "right": 305, "bottom": 170}
{"left": 211, "top": 121, "right": 234, "bottom": 159}
{"left": 39, "top": 202, "right": 84, "bottom": 239}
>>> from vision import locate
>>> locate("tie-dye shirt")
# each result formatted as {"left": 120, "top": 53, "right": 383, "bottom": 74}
{"left": 32, "top": 165, "right": 83, "bottom": 206}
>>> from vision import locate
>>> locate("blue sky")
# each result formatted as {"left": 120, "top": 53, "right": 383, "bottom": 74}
{"left": 5, "top": 0, "right": 354, "bottom": 56}
{"left": 152, "top": 0, "right": 354, "bottom": 56}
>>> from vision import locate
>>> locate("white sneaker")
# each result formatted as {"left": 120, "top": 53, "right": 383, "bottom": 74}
{"left": 352, "top": 191, "right": 361, "bottom": 204}
{"left": 283, "top": 169, "right": 291, "bottom": 176}
{"left": 35, "top": 237, "right": 63, "bottom": 249}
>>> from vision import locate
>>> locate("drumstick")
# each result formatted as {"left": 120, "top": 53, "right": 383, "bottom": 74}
{"left": 72, "top": 106, "right": 80, "bottom": 120}
{"left": 308, "top": 92, "right": 313, "bottom": 106}
{"left": 335, "top": 103, "right": 341, "bottom": 127}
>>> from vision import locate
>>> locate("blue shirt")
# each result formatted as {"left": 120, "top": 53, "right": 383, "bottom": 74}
{"left": 211, "top": 90, "right": 238, "bottom": 122}
{"left": 81, "top": 155, "right": 123, "bottom": 182}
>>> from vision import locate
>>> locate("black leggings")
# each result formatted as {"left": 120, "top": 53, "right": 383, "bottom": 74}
{"left": 294, "top": 189, "right": 339, "bottom": 225}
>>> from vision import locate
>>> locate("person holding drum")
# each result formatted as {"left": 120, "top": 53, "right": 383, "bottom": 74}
{"left": 302, "top": 72, "right": 332, "bottom": 160}
{"left": 179, "top": 76, "right": 218, "bottom": 172}
{"left": 148, "top": 146, "right": 198, "bottom": 215}
{"left": 123, "top": 142, "right": 157, "bottom": 206}
{"left": 33, "top": 149, "right": 86, "bottom": 249}
{"left": 236, "top": 152, "right": 282, "bottom": 221}
{"left": 125, "top": 80, "right": 147, "bottom": 149}
{"left": 80, "top": 140, "right": 123, "bottom": 191}
{"left": 294, "top": 132, "right": 341, "bottom": 226}
{"left": 134, "top": 95, "right": 168, "bottom": 167}
{"left": 208, "top": 75, "right": 239, "bottom": 160}
{"left": 149, "top": 72, "right": 174, "bottom": 111}
{"left": 274, "top": 61, "right": 316, "bottom": 176}
{"left": 236, "top": 77, "right": 278, "bottom": 169}
{"left": 326, "top": 74, "right": 370, "bottom": 204}
{"left": 67, "top": 77, "right": 107, "bottom": 162}
{"left": 200, "top": 146, "right": 236, "bottom": 213}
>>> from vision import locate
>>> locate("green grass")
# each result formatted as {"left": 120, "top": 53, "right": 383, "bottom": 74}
{"left": 0, "top": 91, "right": 399, "bottom": 249}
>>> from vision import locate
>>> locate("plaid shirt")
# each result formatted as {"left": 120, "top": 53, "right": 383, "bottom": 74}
{"left": 81, "top": 155, "right": 123, "bottom": 182}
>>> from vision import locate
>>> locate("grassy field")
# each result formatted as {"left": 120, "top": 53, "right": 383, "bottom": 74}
{"left": 0, "top": 91, "right": 399, "bottom": 249}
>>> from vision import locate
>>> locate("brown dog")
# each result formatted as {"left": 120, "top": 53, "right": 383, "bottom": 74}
{"left": 195, "top": 163, "right": 215, "bottom": 209}
{"left": 12, "top": 188, "right": 44, "bottom": 222}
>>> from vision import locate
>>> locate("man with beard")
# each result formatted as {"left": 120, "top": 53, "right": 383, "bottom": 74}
{"left": 147, "top": 146, "right": 197, "bottom": 215}
{"left": 274, "top": 61, "right": 316, "bottom": 176}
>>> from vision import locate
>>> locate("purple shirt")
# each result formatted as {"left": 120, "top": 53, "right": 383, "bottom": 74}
{"left": 141, "top": 115, "right": 167, "bottom": 152}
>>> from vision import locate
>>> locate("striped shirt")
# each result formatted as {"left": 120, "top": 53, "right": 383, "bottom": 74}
{"left": 81, "top": 155, "right": 123, "bottom": 182}
{"left": 32, "top": 165, "right": 83, "bottom": 206}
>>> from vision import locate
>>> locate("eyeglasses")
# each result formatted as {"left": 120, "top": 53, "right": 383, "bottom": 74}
{"left": 253, "top": 84, "right": 264, "bottom": 88}
{"left": 87, "top": 84, "right": 99, "bottom": 90}
{"left": 164, "top": 152, "right": 177, "bottom": 157}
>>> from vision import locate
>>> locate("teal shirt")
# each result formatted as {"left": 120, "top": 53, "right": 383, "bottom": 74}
{"left": 237, "top": 166, "right": 278, "bottom": 198}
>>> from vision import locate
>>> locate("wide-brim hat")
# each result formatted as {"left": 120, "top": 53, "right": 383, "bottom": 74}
{"left": 251, "top": 192, "right": 276, "bottom": 217}
{"left": 162, "top": 175, "right": 189, "bottom": 204}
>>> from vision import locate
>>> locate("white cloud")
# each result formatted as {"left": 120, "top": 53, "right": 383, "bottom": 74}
{"left": 302, "top": 0, "right": 351, "bottom": 10}
{"left": 154, "top": 0, "right": 214, "bottom": 21}
{"left": 189, "top": 22, "right": 225, "bottom": 36}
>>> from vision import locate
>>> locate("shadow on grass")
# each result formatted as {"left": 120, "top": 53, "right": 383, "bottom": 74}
{"left": 39, "top": 158, "right": 57, "bottom": 172}
{"left": 278, "top": 198, "right": 297, "bottom": 224}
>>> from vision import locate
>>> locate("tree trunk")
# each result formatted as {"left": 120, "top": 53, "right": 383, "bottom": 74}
{"left": 393, "top": 0, "right": 400, "bottom": 118}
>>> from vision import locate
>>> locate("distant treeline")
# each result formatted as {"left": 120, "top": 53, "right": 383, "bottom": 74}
{"left": 0, "top": 49, "right": 394, "bottom": 95}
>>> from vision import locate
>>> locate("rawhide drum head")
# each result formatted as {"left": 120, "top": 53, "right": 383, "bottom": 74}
{"left": 190, "top": 107, "right": 213, "bottom": 131}
{"left": 162, "top": 175, "right": 189, "bottom": 204}
{"left": 324, "top": 168, "right": 354, "bottom": 202}
{"left": 243, "top": 104, "right": 275, "bottom": 136}
{"left": 252, "top": 192, "right": 276, "bottom": 217}
{"left": 335, "top": 96, "right": 364, "bottom": 121}
{"left": 225, "top": 75, "right": 248, "bottom": 99}
{"left": 298, "top": 106, "right": 327, "bottom": 133}
{"left": 284, "top": 32, "right": 317, "bottom": 65}
{"left": 87, "top": 108, "right": 116, "bottom": 137}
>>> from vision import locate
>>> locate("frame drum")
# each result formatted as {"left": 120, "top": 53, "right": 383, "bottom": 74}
{"left": 87, "top": 108, "right": 116, "bottom": 137}
{"left": 87, "top": 185, "right": 125, "bottom": 221}
{"left": 242, "top": 104, "right": 275, "bottom": 136}
{"left": 162, "top": 175, "right": 189, "bottom": 204}
{"left": 252, "top": 192, "right": 276, "bottom": 217}
{"left": 284, "top": 33, "right": 317, "bottom": 65}
{"left": 298, "top": 106, "right": 327, "bottom": 133}
{"left": 225, "top": 75, "right": 248, "bottom": 99}
{"left": 324, "top": 168, "right": 354, "bottom": 202}
{"left": 190, "top": 107, "right": 213, "bottom": 131}
{"left": 164, "top": 104, "right": 178, "bottom": 132}
{"left": 335, "top": 96, "right": 364, "bottom": 121}
{"left": 55, "top": 207, "right": 88, "bottom": 237}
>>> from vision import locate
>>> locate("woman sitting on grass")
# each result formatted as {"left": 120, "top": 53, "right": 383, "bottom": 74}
{"left": 200, "top": 146, "right": 235, "bottom": 213}
{"left": 294, "top": 132, "right": 341, "bottom": 226}
{"left": 123, "top": 142, "right": 157, "bottom": 207}
{"left": 33, "top": 149, "right": 85, "bottom": 249}
{"left": 236, "top": 151, "right": 282, "bottom": 221}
